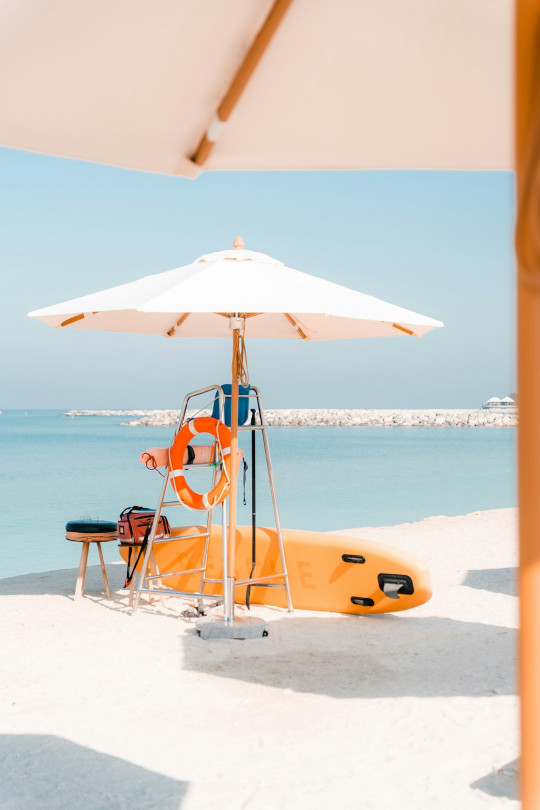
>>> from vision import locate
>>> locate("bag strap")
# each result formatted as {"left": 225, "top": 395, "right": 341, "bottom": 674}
{"left": 124, "top": 520, "right": 153, "bottom": 588}
{"left": 125, "top": 546, "right": 133, "bottom": 587}
{"left": 120, "top": 504, "right": 149, "bottom": 520}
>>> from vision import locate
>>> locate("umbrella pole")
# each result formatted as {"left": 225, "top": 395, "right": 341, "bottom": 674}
{"left": 204, "top": 322, "right": 265, "bottom": 638}
{"left": 226, "top": 328, "right": 241, "bottom": 624}
{"left": 516, "top": 3, "right": 540, "bottom": 805}
{"left": 196, "top": 333, "right": 265, "bottom": 640}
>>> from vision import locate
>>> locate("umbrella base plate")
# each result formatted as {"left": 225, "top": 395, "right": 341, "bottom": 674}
{"left": 197, "top": 615, "right": 268, "bottom": 640}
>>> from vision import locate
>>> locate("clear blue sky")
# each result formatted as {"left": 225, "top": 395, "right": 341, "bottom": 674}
{"left": 0, "top": 147, "right": 515, "bottom": 409}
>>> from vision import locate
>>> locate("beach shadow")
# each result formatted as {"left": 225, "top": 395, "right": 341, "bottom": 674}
{"left": 0, "top": 563, "right": 126, "bottom": 598}
{"left": 0, "top": 734, "right": 188, "bottom": 810}
{"left": 183, "top": 614, "right": 516, "bottom": 699}
{"left": 0, "top": 566, "right": 211, "bottom": 619}
{"left": 471, "top": 758, "right": 519, "bottom": 801}
{"left": 462, "top": 567, "right": 517, "bottom": 597}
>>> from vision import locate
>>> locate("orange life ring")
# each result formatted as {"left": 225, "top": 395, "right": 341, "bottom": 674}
{"left": 168, "top": 416, "right": 233, "bottom": 510}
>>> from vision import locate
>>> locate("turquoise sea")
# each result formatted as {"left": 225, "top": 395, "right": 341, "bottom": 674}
{"left": 0, "top": 410, "right": 516, "bottom": 579}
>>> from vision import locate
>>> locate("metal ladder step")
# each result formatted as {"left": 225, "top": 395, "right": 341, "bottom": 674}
{"left": 242, "top": 582, "right": 287, "bottom": 589}
{"left": 136, "top": 587, "right": 223, "bottom": 601}
{"left": 144, "top": 567, "right": 205, "bottom": 582}
{"left": 234, "top": 573, "right": 286, "bottom": 586}
{"left": 152, "top": 531, "right": 209, "bottom": 544}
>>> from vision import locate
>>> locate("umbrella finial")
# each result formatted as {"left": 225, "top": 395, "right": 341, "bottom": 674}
{"left": 233, "top": 235, "right": 244, "bottom": 250}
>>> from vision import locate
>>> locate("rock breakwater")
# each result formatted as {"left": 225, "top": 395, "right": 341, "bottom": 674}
{"left": 62, "top": 408, "right": 517, "bottom": 427}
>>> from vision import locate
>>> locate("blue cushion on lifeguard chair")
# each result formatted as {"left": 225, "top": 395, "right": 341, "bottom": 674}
{"left": 211, "top": 384, "right": 251, "bottom": 427}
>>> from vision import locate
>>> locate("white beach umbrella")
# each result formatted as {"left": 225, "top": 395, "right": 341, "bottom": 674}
{"left": 0, "top": 0, "right": 512, "bottom": 175}
{"left": 28, "top": 242, "right": 442, "bottom": 339}
{"left": 28, "top": 238, "right": 443, "bottom": 628}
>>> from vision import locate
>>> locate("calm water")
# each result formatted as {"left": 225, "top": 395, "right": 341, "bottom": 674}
{"left": 0, "top": 410, "right": 516, "bottom": 578}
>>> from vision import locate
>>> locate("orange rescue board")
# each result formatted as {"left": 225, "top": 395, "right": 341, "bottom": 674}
{"left": 119, "top": 525, "right": 431, "bottom": 614}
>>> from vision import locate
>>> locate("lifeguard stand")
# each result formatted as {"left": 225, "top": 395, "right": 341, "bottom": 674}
{"left": 131, "top": 384, "right": 293, "bottom": 627}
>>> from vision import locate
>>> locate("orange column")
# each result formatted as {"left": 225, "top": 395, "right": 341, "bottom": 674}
{"left": 516, "top": 2, "right": 540, "bottom": 806}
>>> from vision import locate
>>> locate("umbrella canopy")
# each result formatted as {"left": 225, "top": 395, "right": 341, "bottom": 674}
{"left": 0, "top": 0, "right": 512, "bottom": 175}
{"left": 28, "top": 243, "right": 443, "bottom": 339}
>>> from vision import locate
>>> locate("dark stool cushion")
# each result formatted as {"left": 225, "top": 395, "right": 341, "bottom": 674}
{"left": 66, "top": 520, "right": 117, "bottom": 534}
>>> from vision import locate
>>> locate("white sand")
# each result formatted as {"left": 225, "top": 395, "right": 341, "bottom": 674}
{"left": 0, "top": 509, "right": 518, "bottom": 809}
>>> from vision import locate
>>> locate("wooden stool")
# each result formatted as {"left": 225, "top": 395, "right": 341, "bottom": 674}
{"left": 66, "top": 520, "right": 118, "bottom": 599}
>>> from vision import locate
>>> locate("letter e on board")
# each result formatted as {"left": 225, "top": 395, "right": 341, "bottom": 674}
{"left": 297, "top": 561, "right": 316, "bottom": 590}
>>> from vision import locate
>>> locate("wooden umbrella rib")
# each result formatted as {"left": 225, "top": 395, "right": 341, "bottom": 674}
{"left": 59, "top": 312, "right": 98, "bottom": 328}
{"left": 60, "top": 313, "right": 85, "bottom": 327}
{"left": 285, "top": 313, "right": 308, "bottom": 340}
{"left": 167, "top": 312, "right": 190, "bottom": 337}
{"left": 191, "top": 0, "right": 295, "bottom": 166}
{"left": 392, "top": 322, "right": 416, "bottom": 336}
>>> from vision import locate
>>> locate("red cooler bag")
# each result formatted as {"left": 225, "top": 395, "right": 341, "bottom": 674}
{"left": 117, "top": 506, "right": 170, "bottom": 545}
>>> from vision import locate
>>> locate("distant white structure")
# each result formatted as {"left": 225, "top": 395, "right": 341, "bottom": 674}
{"left": 482, "top": 395, "right": 516, "bottom": 410}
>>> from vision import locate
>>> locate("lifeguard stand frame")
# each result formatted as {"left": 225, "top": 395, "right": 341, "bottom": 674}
{"left": 131, "top": 384, "right": 293, "bottom": 625}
